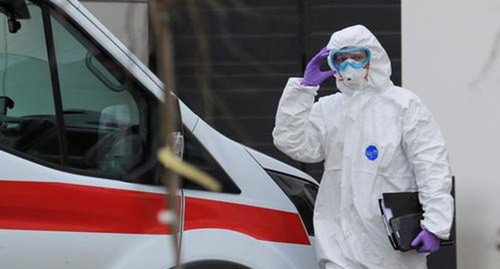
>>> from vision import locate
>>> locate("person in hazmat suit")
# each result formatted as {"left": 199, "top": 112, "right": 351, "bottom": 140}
{"left": 272, "top": 25, "right": 454, "bottom": 269}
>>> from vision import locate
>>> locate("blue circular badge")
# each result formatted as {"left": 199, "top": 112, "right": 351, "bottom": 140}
{"left": 365, "top": 145, "right": 379, "bottom": 161}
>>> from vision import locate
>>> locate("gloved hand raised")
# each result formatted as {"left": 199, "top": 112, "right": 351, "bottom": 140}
{"left": 301, "top": 47, "right": 336, "bottom": 86}
{"left": 411, "top": 228, "right": 441, "bottom": 253}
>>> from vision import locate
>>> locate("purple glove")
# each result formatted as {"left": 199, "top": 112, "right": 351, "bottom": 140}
{"left": 301, "top": 47, "right": 336, "bottom": 86}
{"left": 411, "top": 228, "right": 441, "bottom": 253}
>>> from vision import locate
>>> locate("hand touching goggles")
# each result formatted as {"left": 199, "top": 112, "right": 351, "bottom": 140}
{"left": 327, "top": 47, "right": 371, "bottom": 72}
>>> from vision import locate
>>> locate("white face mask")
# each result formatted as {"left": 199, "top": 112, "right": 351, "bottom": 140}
{"left": 339, "top": 64, "right": 369, "bottom": 90}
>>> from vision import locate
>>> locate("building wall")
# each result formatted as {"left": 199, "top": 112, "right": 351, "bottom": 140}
{"left": 402, "top": 0, "right": 500, "bottom": 268}
{"left": 171, "top": 0, "right": 401, "bottom": 174}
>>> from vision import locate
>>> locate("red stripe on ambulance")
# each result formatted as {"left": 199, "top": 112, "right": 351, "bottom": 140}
{"left": 0, "top": 181, "right": 310, "bottom": 245}
{"left": 0, "top": 180, "right": 171, "bottom": 234}
{"left": 184, "top": 196, "right": 310, "bottom": 245}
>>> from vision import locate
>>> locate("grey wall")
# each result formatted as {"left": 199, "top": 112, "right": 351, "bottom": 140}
{"left": 171, "top": 0, "right": 402, "bottom": 177}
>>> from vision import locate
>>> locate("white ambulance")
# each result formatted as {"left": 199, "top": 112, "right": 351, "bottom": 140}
{"left": 0, "top": 0, "right": 320, "bottom": 268}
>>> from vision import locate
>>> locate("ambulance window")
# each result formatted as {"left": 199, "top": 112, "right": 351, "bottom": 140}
{"left": 0, "top": 0, "right": 154, "bottom": 181}
{"left": 181, "top": 127, "right": 241, "bottom": 194}
{"left": 0, "top": 2, "right": 62, "bottom": 161}
{"left": 46, "top": 8, "right": 150, "bottom": 179}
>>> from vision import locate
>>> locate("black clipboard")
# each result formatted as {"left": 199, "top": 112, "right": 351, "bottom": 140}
{"left": 379, "top": 192, "right": 455, "bottom": 252}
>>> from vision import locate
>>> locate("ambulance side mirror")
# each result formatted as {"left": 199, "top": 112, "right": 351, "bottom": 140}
{"left": 0, "top": 96, "right": 14, "bottom": 115}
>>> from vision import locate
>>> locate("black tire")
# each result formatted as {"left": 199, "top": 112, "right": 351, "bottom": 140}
{"left": 176, "top": 260, "right": 252, "bottom": 269}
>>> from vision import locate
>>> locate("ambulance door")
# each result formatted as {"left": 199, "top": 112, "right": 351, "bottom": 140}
{"left": 0, "top": 1, "right": 179, "bottom": 268}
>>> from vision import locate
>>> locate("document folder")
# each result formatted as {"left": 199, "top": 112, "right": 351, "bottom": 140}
{"left": 379, "top": 192, "right": 454, "bottom": 252}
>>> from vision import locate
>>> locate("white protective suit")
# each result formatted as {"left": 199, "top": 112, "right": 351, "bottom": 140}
{"left": 272, "top": 25, "right": 454, "bottom": 269}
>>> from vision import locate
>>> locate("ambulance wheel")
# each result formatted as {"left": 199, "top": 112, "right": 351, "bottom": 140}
{"left": 178, "top": 260, "right": 251, "bottom": 269}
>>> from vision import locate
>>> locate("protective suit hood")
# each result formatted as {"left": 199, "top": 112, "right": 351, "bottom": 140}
{"left": 326, "top": 25, "right": 393, "bottom": 93}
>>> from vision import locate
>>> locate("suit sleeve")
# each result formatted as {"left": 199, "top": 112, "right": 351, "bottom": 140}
{"left": 272, "top": 77, "right": 326, "bottom": 163}
{"left": 402, "top": 97, "right": 454, "bottom": 239}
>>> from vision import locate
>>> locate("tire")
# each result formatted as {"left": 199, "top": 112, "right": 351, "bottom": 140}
{"left": 179, "top": 260, "right": 251, "bottom": 269}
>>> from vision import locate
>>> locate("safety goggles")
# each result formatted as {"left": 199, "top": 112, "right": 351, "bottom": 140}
{"left": 327, "top": 47, "right": 371, "bottom": 72}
